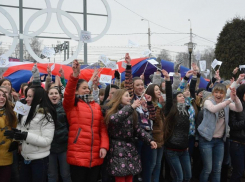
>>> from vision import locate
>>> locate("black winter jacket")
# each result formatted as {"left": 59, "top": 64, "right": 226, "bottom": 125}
{"left": 50, "top": 101, "right": 69, "bottom": 153}
{"left": 164, "top": 81, "right": 190, "bottom": 150}
{"left": 229, "top": 103, "right": 245, "bottom": 143}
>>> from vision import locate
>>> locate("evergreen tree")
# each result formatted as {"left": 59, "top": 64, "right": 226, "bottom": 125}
{"left": 215, "top": 17, "right": 245, "bottom": 79}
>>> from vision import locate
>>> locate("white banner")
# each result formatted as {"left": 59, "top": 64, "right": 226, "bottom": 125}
{"left": 195, "top": 52, "right": 201, "bottom": 61}
{"left": 239, "top": 65, "right": 245, "bottom": 70}
{"left": 41, "top": 47, "right": 55, "bottom": 58}
{"left": 169, "top": 72, "right": 174, "bottom": 77}
{"left": 99, "top": 55, "right": 109, "bottom": 65}
{"left": 80, "top": 30, "right": 92, "bottom": 43}
{"left": 14, "top": 101, "right": 31, "bottom": 116}
{"left": 51, "top": 64, "right": 55, "bottom": 71}
{"left": 99, "top": 74, "right": 112, "bottom": 84}
{"left": 0, "top": 54, "right": 9, "bottom": 67}
{"left": 121, "top": 62, "right": 127, "bottom": 69}
{"left": 199, "top": 60, "right": 206, "bottom": 72}
{"left": 211, "top": 59, "right": 222, "bottom": 69}
{"left": 147, "top": 59, "right": 159, "bottom": 65}
{"left": 142, "top": 49, "right": 152, "bottom": 57}
{"left": 128, "top": 39, "right": 139, "bottom": 47}
{"left": 105, "top": 60, "right": 118, "bottom": 70}
{"left": 204, "top": 69, "right": 210, "bottom": 78}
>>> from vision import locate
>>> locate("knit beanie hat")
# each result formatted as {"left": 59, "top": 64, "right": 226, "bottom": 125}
{"left": 31, "top": 64, "right": 41, "bottom": 86}
{"left": 196, "top": 88, "right": 205, "bottom": 95}
{"left": 172, "top": 90, "right": 183, "bottom": 99}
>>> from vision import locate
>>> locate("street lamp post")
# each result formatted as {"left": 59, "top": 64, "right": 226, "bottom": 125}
{"left": 185, "top": 19, "right": 196, "bottom": 69}
{"left": 141, "top": 19, "right": 151, "bottom": 51}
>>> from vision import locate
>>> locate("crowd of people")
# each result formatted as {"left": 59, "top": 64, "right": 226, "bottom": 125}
{"left": 0, "top": 53, "right": 245, "bottom": 182}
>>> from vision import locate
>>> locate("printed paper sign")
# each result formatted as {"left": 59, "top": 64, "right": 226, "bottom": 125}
{"left": 0, "top": 54, "right": 9, "bottom": 67}
{"left": 80, "top": 30, "right": 92, "bottom": 43}
{"left": 195, "top": 52, "right": 201, "bottom": 61}
{"left": 203, "top": 69, "right": 210, "bottom": 77}
{"left": 128, "top": 39, "right": 139, "bottom": 47}
{"left": 121, "top": 62, "right": 127, "bottom": 69}
{"left": 14, "top": 101, "right": 31, "bottom": 116}
{"left": 168, "top": 72, "right": 174, "bottom": 77}
{"left": 105, "top": 61, "right": 118, "bottom": 70}
{"left": 41, "top": 47, "right": 55, "bottom": 58}
{"left": 51, "top": 64, "right": 55, "bottom": 71}
{"left": 142, "top": 49, "right": 152, "bottom": 57}
{"left": 239, "top": 65, "right": 245, "bottom": 70}
{"left": 147, "top": 59, "right": 159, "bottom": 65}
{"left": 99, "top": 55, "right": 109, "bottom": 65}
{"left": 199, "top": 60, "right": 206, "bottom": 72}
{"left": 211, "top": 59, "right": 222, "bottom": 69}
{"left": 99, "top": 74, "right": 112, "bottom": 84}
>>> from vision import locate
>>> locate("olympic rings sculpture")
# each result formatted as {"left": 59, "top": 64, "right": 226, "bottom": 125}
{"left": 0, "top": 0, "right": 111, "bottom": 64}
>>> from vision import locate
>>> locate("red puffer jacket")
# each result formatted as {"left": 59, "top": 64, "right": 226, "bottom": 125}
{"left": 63, "top": 74, "right": 109, "bottom": 168}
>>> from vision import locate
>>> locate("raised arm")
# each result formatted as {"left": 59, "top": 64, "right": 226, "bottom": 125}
{"left": 124, "top": 53, "right": 134, "bottom": 98}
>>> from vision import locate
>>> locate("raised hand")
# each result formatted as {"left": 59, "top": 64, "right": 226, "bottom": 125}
{"left": 59, "top": 67, "right": 64, "bottom": 78}
{"left": 230, "top": 87, "right": 236, "bottom": 101}
{"left": 47, "top": 65, "right": 51, "bottom": 76}
{"left": 185, "top": 70, "right": 194, "bottom": 78}
{"left": 72, "top": 60, "right": 80, "bottom": 78}
{"left": 144, "top": 94, "right": 152, "bottom": 102}
{"left": 232, "top": 67, "right": 239, "bottom": 75}
{"left": 125, "top": 53, "right": 131, "bottom": 65}
{"left": 131, "top": 99, "right": 141, "bottom": 109}
{"left": 140, "top": 74, "right": 144, "bottom": 80}
{"left": 174, "top": 60, "right": 183, "bottom": 73}
{"left": 55, "top": 75, "right": 61, "bottom": 86}
{"left": 161, "top": 69, "right": 170, "bottom": 80}
{"left": 236, "top": 73, "right": 245, "bottom": 83}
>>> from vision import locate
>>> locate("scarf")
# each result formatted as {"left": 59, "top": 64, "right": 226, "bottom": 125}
{"left": 77, "top": 94, "right": 93, "bottom": 103}
{"left": 177, "top": 103, "right": 188, "bottom": 115}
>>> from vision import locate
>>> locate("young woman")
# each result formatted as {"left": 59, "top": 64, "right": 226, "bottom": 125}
{"left": 162, "top": 69, "right": 192, "bottom": 182}
{"left": 19, "top": 83, "right": 28, "bottom": 99}
{"left": 47, "top": 87, "right": 71, "bottom": 182}
{"left": 104, "top": 89, "right": 157, "bottom": 182}
{"left": 229, "top": 83, "right": 245, "bottom": 181}
{"left": 4, "top": 84, "right": 57, "bottom": 182}
{"left": 0, "top": 89, "right": 17, "bottom": 182}
{"left": 0, "top": 79, "right": 19, "bottom": 103}
{"left": 63, "top": 60, "right": 109, "bottom": 182}
{"left": 198, "top": 83, "right": 243, "bottom": 182}
{"left": 145, "top": 84, "right": 164, "bottom": 182}
{"left": 124, "top": 53, "right": 155, "bottom": 182}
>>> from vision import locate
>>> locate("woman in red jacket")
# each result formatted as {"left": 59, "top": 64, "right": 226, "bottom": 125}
{"left": 63, "top": 60, "right": 109, "bottom": 182}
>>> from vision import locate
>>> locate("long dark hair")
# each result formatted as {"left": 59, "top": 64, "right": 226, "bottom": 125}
{"left": 19, "top": 86, "right": 57, "bottom": 126}
{"left": 145, "top": 84, "right": 159, "bottom": 103}
{"left": 162, "top": 98, "right": 178, "bottom": 142}
{"left": 236, "top": 84, "right": 245, "bottom": 105}
{"left": 0, "top": 89, "right": 17, "bottom": 127}
{"left": 102, "top": 84, "right": 119, "bottom": 105}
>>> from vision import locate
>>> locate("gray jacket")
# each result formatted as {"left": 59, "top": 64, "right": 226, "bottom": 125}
{"left": 197, "top": 98, "right": 229, "bottom": 142}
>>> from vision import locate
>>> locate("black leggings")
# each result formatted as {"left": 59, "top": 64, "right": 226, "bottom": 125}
{"left": 70, "top": 165, "right": 101, "bottom": 182}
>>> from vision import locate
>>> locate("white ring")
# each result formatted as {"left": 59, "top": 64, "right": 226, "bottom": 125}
{"left": 0, "top": 7, "right": 18, "bottom": 57}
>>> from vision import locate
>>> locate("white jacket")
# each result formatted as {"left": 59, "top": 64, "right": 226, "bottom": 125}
{"left": 17, "top": 108, "right": 55, "bottom": 160}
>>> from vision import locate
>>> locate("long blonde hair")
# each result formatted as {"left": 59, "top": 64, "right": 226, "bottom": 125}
{"left": 104, "top": 89, "right": 138, "bottom": 126}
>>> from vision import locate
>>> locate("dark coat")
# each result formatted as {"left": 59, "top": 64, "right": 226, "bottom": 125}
{"left": 50, "top": 101, "right": 69, "bottom": 153}
{"left": 229, "top": 103, "right": 245, "bottom": 143}
{"left": 164, "top": 81, "right": 190, "bottom": 150}
{"left": 107, "top": 105, "right": 152, "bottom": 176}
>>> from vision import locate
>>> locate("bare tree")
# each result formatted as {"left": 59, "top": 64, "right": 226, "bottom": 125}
{"left": 176, "top": 52, "right": 189, "bottom": 68}
{"left": 158, "top": 49, "right": 173, "bottom": 62}
{"left": 11, "top": 37, "right": 42, "bottom": 61}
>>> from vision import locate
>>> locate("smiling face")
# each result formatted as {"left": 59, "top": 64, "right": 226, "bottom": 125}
{"left": 0, "top": 90, "right": 7, "bottom": 108}
{"left": 154, "top": 85, "right": 162, "bottom": 99}
{"left": 177, "top": 93, "right": 185, "bottom": 103}
{"left": 212, "top": 90, "right": 225, "bottom": 103}
{"left": 134, "top": 79, "right": 144, "bottom": 96}
{"left": 76, "top": 81, "right": 90, "bottom": 95}
{"left": 1, "top": 80, "right": 11, "bottom": 93}
{"left": 48, "top": 88, "right": 61, "bottom": 105}
{"left": 121, "top": 91, "right": 131, "bottom": 105}
{"left": 26, "top": 89, "right": 34, "bottom": 106}
{"left": 183, "top": 88, "right": 190, "bottom": 98}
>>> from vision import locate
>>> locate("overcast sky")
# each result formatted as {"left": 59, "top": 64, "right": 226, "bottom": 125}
{"left": 0, "top": 0, "right": 245, "bottom": 63}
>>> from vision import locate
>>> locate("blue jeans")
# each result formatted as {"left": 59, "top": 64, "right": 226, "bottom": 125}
{"left": 230, "top": 140, "right": 245, "bottom": 182}
{"left": 165, "top": 149, "right": 192, "bottom": 182}
{"left": 151, "top": 147, "right": 164, "bottom": 182}
{"left": 19, "top": 156, "right": 49, "bottom": 182}
{"left": 135, "top": 139, "right": 154, "bottom": 182}
{"left": 48, "top": 152, "right": 71, "bottom": 182}
{"left": 199, "top": 137, "right": 224, "bottom": 182}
